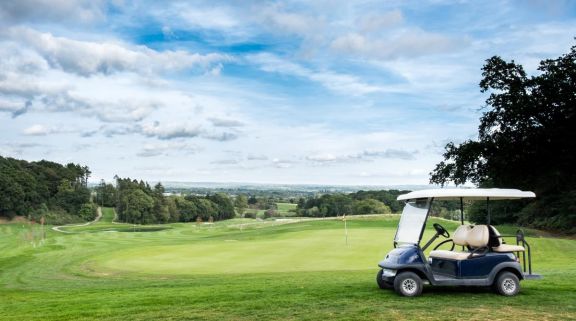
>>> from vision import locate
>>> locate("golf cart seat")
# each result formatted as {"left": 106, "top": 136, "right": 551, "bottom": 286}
{"left": 489, "top": 226, "right": 525, "bottom": 253}
{"left": 429, "top": 225, "right": 489, "bottom": 260}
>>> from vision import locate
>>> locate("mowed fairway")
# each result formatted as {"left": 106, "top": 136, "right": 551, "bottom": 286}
{"left": 1, "top": 208, "right": 576, "bottom": 321}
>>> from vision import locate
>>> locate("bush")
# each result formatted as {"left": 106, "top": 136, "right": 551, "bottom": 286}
{"left": 353, "top": 199, "right": 391, "bottom": 215}
{"left": 244, "top": 212, "right": 257, "bottom": 219}
{"left": 78, "top": 203, "right": 97, "bottom": 221}
{"left": 263, "top": 209, "right": 277, "bottom": 219}
{"left": 30, "top": 207, "right": 85, "bottom": 225}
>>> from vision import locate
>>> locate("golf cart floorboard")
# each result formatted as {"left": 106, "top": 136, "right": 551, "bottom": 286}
{"left": 432, "top": 273, "right": 457, "bottom": 282}
{"left": 429, "top": 272, "right": 542, "bottom": 286}
{"left": 524, "top": 273, "right": 543, "bottom": 280}
{"left": 431, "top": 273, "right": 492, "bottom": 286}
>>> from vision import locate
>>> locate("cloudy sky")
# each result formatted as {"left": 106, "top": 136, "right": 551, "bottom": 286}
{"left": 1, "top": 0, "right": 575, "bottom": 185}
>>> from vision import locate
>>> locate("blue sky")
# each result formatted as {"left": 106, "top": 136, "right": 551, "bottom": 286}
{"left": 0, "top": 0, "right": 575, "bottom": 185}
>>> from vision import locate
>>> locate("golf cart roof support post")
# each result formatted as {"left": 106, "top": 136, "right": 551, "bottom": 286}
{"left": 417, "top": 197, "right": 434, "bottom": 245}
{"left": 460, "top": 197, "right": 465, "bottom": 251}
{"left": 460, "top": 197, "right": 464, "bottom": 225}
{"left": 486, "top": 197, "right": 491, "bottom": 225}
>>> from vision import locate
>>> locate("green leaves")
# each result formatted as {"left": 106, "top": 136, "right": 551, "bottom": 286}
{"left": 430, "top": 43, "right": 576, "bottom": 231}
{"left": 0, "top": 156, "right": 90, "bottom": 221}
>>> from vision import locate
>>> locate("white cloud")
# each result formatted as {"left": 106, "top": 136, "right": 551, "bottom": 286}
{"left": 358, "top": 10, "right": 404, "bottom": 32}
{"left": 22, "top": 123, "right": 80, "bottom": 136}
{"left": 178, "top": 6, "right": 240, "bottom": 30}
{"left": 3, "top": 27, "right": 231, "bottom": 76}
{"left": 331, "top": 28, "right": 465, "bottom": 60}
{"left": 306, "top": 149, "right": 417, "bottom": 164}
{"left": 0, "top": 0, "right": 106, "bottom": 25}
{"left": 248, "top": 53, "right": 383, "bottom": 95}
{"left": 259, "top": 4, "right": 323, "bottom": 37}
{"left": 272, "top": 158, "right": 295, "bottom": 169}
{"left": 0, "top": 70, "right": 164, "bottom": 122}
{"left": 22, "top": 124, "right": 57, "bottom": 136}
{"left": 211, "top": 159, "right": 240, "bottom": 165}
{"left": 208, "top": 63, "right": 223, "bottom": 76}
{"left": 140, "top": 122, "right": 202, "bottom": 140}
{"left": 0, "top": 97, "right": 24, "bottom": 113}
{"left": 306, "top": 153, "right": 338, "bottom": 162}
{"left": 208, "top": 117, "right": 244, "bottom": 128}
{"left": 202, "top": 131, "right": 238, "bottom": 142}
{"left": 246, "top": 154, "right": 268, "bottom": 161}
{"left": 136, "top": 142, "right": 198, "bottom": 158}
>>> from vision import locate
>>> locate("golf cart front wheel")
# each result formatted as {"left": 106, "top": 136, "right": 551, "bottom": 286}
{"left": 376, "top": 269, "right": 392, "bottom": 289}
{"left": 494, "top": 271, "right": 520, "bottom": 296}
{"left": 393, "top": 271, "right": 423, "bottom": 297}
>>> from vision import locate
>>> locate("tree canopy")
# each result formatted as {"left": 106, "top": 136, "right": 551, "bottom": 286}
{"left": 297, "top": 190, "right": 407, "bottom": 217}
{"left": 0, "top": 156, "right": 93, "bottom": 223}
{"left": 430, "top": 44, "right": 576, "bottom": 232}
{"left": 114, "top": 177, "right": 236, "bottom": 224}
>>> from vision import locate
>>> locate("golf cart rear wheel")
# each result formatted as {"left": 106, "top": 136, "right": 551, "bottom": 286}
{"left": 376, "top": 269, "right": 392, "bottom": 289}
{"left": 394, "top": 271, "right": 423, "bottom": 297}
{"left": 494, "top": 271, "right": 520, "bottom": 296}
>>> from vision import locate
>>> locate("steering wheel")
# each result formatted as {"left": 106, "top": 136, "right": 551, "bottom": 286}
{"left": 433, "top": 223, "right": 450, "bottom": 238}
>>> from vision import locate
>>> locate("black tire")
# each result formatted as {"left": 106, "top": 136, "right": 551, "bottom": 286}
{"left": 493, "top": 271, "right": 520, "bottom": 296}
{"left": 376, "top": 269, "right": 393, "bottom": 289}
{"left": 393, "top": 271, "right": 423, "bottom": 297}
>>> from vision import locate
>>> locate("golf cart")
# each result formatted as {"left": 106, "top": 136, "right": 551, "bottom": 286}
{"left": 377, "top": 188, "right": 541, "bottom": 297}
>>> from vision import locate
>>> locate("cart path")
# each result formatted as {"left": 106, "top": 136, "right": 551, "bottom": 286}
{"left": 51, "top": 207, "right": 103, "bottom": 233}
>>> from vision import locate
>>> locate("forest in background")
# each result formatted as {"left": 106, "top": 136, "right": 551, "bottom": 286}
{"left": 0, "top": 156, "right": 95, "bottom": 224}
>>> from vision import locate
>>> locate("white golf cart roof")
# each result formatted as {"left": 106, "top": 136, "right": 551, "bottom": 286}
{"left": 397, "top": 188, "right": 536, "bottom": 201}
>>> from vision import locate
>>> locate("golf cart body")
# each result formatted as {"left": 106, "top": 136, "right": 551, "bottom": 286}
{"left": 377, "top": 188, "right": 541, "bottom": 296}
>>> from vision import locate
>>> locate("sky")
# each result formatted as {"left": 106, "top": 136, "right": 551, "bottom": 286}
{"left": 0, "top": 0, "right": 575, "bottom": 186}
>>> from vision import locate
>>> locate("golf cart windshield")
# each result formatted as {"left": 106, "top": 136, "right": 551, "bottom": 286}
{"left": 394, "top": 198, "right": 431, "bottom": 245}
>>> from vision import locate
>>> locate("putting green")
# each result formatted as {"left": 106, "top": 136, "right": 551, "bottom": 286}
{"left": 90, "top": 228, "right": 391, "bottom": 275}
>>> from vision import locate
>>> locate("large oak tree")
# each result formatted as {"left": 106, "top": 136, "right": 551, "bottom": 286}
{"left": 430, "top": 44, "right": 576, "bottom": 232}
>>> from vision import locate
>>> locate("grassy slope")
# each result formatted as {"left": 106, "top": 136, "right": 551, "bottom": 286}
{"left": 0, "top": 209, "right": 575, "bottom": 321}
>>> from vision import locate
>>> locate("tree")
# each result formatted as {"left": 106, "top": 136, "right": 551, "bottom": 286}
{"left": 234, "top": 195, "right": 248, "bottom": 217}
{"left": 247, "top": 196, "right": 258, "bottom": 205}
{"left": 0, "top": 174, "right": 25, "bottom": 218}
{"left": 78, "top": 203, "right": 97, "bottom": 221}
{"left": 120, "top": 189, "right": 154, "bottom": 224}
{"left": 208, "top": 193, "right": 235, "bottom": 220}
{"left": 353, "top": 199, "right": 391, "bottom": 215}
{"left": 187, "top": 196, "right": 218, "bottom": 221}
{"left": 152, "top": 183, "right": 169, "bottom": 223}
{"left": 430, "top": 44, "right": 576, "bottom": 231}
{"left": 96, "top": 181, "right": 117, "bottom": 207}
{"left": 174, "top": 197, "right": 195, "bottom": 222}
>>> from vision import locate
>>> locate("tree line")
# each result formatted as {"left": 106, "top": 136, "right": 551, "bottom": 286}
{"left": 0, "top": 156, "right": 95, "bottom": 223}
{"left": 110, "top": 177, "right": 236, "bottom": 224}
{"left": 296, "top": 190, "right": 409, "bottom": 217}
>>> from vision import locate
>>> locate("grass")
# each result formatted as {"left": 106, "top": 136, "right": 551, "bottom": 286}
{"left": 0, "top": 209, "right": 575, "bottom": 320}
{"left": 276, "top": 202, "right": 297, "bottom": 211}
{"left": 245, "top": 202, "right": 298, "bottom": 218}
{"left": 276, "top": 202, "right": 298, "bottom": 216}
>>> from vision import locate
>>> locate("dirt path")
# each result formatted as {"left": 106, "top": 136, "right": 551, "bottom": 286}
{"left": 51, "top": 207, "right": 103, "bottom": 233}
